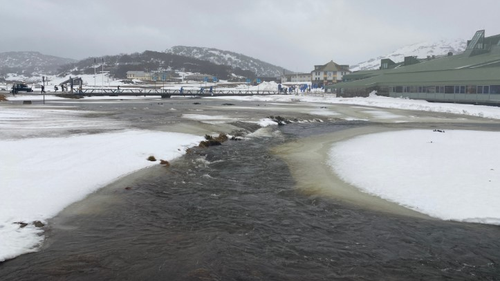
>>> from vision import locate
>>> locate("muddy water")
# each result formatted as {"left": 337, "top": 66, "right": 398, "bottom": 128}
{"left": 1, "top": 98, "right": 500, "bottom": 280}
{"left": 273, "top": 125, "right": 432, "bottom": 219}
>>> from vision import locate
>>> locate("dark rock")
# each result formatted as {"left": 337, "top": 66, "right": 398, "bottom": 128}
{"left": 160, "top": 160, "right": 170, "bottom": 167}
{"left": 33, "top": 221, "right": 45, "bottom": 228}
{"left": 15, "top": 222, "right": 28, "bottom": 228}
{"left": 199, "top": 140, "right": 222, "bottom": 148}
{"left": 214, "top": 133, "right": 228, "bottom": 143}
{"left": 147, "top": 156, "right": 157, "bottom": 161}
{"left": 268, "top": 115, "right": 292, "bottom": 126}
{"left": 205, "top": 133, "right": 228, "bottom": 143}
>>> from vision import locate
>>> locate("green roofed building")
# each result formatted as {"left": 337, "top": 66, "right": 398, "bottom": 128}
{"left": 327, "top": 30, "right": 500, "bottom": 105}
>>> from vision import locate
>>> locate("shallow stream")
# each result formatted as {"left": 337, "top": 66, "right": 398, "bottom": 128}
{"left": 1, "top": 98, "right": 500, "bottom": 280}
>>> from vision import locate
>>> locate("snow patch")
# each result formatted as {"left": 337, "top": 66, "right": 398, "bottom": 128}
{"left": 329, "top": 130, "right": 500, "bottom": 225}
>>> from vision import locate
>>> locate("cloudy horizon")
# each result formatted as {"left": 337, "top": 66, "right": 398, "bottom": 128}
{"left": 1, "top": 0, "right": 500, "bottom": 71}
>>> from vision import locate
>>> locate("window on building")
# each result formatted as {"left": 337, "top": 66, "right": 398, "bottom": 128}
{"left": 445, "top": 86, "right": 454, "bottom": 93}
{"left": 490, "top": 85, "right": 500, "bottom": 94}
{"left": 394, "top": 86, "right": 403, "bottom": 93}
{"left": 484, "top": 86, "right": 490, "bottom": 94}
{"left": 455, "top": 86, "right": 466, "bottom": 93}
{"left": 475, "top": 85, "right": 488, "bottom": 94}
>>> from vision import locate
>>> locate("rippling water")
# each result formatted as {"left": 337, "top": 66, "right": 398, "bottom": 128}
{"left": 1, "top": 100, "right": 500, "bottom": 280}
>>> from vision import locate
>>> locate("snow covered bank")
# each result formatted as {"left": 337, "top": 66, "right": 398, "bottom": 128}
{"left": 182, "top": 114, "right": 241, "bottom": 124}
{"left": 329, "top": 130, "right": 500, "bottom": 225}
{"left": 0, "top": 107, "right": 125, "bottom": 139}
{"left": 0, "top": 108, "right": 203, "bottom": 262}
{"left": 209, "top": 94, "right": 500, "bottom": 120}
{"left": 5, "top": 94, "right": 162, "bottom": 102}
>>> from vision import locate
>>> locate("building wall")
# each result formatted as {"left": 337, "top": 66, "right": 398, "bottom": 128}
{"left": 282, "top": 74, "right": 311, "bottom": 83}
{"left": 126, "top": 71, "right": 151, "bottom": 80}
{"left": 389, "top": 91, "right": 500, "bottom": 105}
{"left": 291, "top": 74, "right": 311, "bottom": 82}
{"left": 311, "top": 70, "right": 350, "bottom": 86}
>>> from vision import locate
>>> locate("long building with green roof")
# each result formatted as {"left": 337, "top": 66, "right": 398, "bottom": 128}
{"left": 327, "top": 30, "right": 500, "bottom": 105}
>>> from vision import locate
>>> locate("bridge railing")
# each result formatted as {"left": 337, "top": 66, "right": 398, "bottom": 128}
{"left": 76, "top": 88, "right": 282, "bottom": 96}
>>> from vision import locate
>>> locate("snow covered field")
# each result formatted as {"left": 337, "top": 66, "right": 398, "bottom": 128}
{"left": 0, "top": 107, "right": 203, "bottom": 262}
{"left": 210, "top": 90, "right": 500, "bottom": 120}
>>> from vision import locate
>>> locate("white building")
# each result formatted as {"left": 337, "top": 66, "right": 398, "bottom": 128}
{"left": 311, "top": 60, "right": 350, "bottom": 87}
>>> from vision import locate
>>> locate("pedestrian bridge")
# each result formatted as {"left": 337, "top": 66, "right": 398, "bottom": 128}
{"left": 68, "top": 88, "right": 282, "bottom": 98}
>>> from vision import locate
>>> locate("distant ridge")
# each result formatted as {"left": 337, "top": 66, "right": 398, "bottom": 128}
{"left": 350, "top": 39, "right": 467, "bottom": 71}
{"left": 165, "top": 46, "right": 289, "bottom": 77}
{"left": 56, "top": 50, "right": 256, "bottom": 80}
{"left": 0, "top": 51, "right": 76, "bottom": 76}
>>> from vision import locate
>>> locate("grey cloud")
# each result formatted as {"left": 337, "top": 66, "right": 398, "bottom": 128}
{"left": 1, "top": 0, "right": 500, "bottom": 71}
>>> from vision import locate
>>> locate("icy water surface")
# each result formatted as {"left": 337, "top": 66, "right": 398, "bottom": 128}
{"left": 1, "top": 98, "right": 500, "bottom": 280}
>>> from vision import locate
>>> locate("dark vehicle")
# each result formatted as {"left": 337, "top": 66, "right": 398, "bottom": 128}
{"left": 11, "top": 83, "right": 33, "bottom": 94}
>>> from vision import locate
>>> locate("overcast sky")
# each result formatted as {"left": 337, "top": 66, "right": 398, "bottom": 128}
{"left": 2, "top": 0, "right": 500, "bottom": 71}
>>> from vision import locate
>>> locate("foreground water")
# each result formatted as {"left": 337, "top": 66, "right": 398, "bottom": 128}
{"left": 1, "top": 98, "right": 500, "bottom": 280}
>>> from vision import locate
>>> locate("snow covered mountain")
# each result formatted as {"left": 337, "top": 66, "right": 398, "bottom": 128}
{"left": 350, "top": 39, "right": 467, "bottom": 71}
{"left": 165, "top": 46, "right": 288, "bottom": 77}
{"left": 55, "top": 50, "right": 257, "bottom": 81}
{"left": 0, "top": 51, "right": 76, "bottom": 76}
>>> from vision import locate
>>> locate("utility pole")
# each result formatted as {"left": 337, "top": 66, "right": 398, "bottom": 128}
{"left": 93, "top": 58, "right": 96, "bottom": 87}
{"left": 101, "top": 57, "right": 104, "bottom": 89}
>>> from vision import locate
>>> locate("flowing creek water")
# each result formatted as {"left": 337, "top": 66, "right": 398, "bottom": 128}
{"left": 1, "top": 98, "right": 500, "bottom": 280}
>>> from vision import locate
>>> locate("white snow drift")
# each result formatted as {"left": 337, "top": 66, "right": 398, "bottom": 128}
{"left": 329, "top": 129, "right": 500, "bottom": 225}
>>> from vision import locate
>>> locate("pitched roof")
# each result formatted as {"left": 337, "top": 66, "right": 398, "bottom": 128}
{"left": 313, "top": 60, "right": 349, "bottom": 72}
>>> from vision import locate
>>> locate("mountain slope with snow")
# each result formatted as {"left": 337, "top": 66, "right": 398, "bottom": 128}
{"left": 0, "top": 51, "right": 76, "bottom": 76}
{"left": 166, "top": 46, "right": 288, "bottom": 77}
{"left": 350, "top": 39, "right": 467, "bottom": 71}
